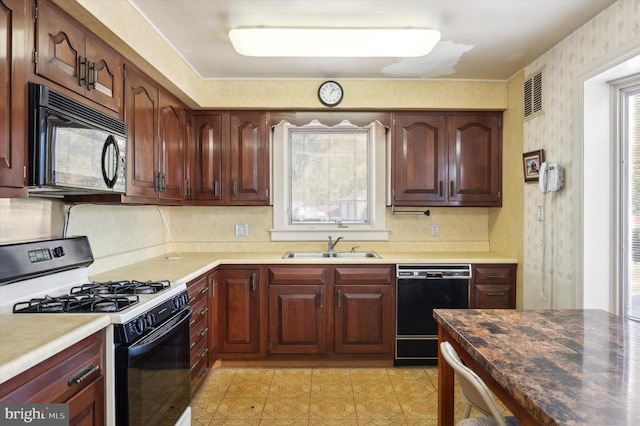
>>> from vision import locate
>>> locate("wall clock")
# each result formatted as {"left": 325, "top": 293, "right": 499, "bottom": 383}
{"left": 318, "top": 81, "right": 343, "bottom": 107}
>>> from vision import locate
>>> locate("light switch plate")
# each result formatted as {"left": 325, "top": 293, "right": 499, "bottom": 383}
{"left": 430, "top": 223, "right": 439, "bottom": 237}
{"left": 235, "top": 224, "right": 248, "bottom": 237}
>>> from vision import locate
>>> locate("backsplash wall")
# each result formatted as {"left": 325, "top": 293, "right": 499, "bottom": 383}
{"left": 0, "top": 200, "right": 490, "bottom": 275}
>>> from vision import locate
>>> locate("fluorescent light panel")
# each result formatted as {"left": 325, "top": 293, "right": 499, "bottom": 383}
{"left": 228, "top": 28, "right": 441, "bottom": 57}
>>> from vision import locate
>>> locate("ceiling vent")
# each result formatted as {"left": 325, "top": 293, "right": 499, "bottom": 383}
{"left": 523, "top": 69, "right": 544, "bottom": 120}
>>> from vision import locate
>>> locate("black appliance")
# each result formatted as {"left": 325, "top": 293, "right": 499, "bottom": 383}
{"left": 28, "top": 83, "right": 127, "bottom": 195}
{"left": 395, "top": 264, "right": 471, "bottom": 365}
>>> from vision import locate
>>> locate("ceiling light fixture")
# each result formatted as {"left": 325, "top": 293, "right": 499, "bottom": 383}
{"left": 228, "top": 28, "right": 441, "bottom": 57}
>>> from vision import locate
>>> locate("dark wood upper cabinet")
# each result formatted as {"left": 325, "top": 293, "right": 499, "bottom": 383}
{"left": 392, "top": 113, "right": 447, "bottom": 205}
{"left": 124, "top": 66, "right": 158, "bottom": 200}
{"left": 229, "top": 112, "right": 270, "bottom": 204}
{"left": 124, "top": 64, "right": 185, "bottom": 202}
{"left": 0, "top": 0, "right": 28, "bottom": 197}
{"left": 392, "top": 112, "right": 502, "bottom": 207}
{"left": 158, "top": 91, "right": 185, "bottom": 201}
{"left": 447, "top": 113, "right": 502, "bottom": 206}
{"left": 191, "top": 113, "right": 225, "bottom": 202}
{"left": 34, "top": 0, "right": 122, "bottom": 114}
{"left": 188, "top": 111, "right": 269, "bottom": 205}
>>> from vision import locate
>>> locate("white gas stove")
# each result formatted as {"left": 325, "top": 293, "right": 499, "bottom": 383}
{"left": 0, "top": 237, "right": 191, "bottom": 426}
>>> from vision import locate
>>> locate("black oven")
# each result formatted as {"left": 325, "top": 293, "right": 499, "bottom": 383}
{"left": 115, "top": 295, "right": 191, "bottom": 426}
{"left": 395, "top": 264, "right": 470, "bottom": 365}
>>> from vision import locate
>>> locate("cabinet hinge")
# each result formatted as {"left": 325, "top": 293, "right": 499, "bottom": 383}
{"left": 267, "top": 342, "right": 271, "bottom": 351}
{"left": 267, "top": 287, "right": 270, "bottom": 296}
{"left": 32, "top": 48, "right": 38, "bottom": 66}
{"left": 32, "top": 3, "right": 37, "bottom": 21}
{"left": 498, "top": 117, "right": 502, "bottom": 127}
{"left": 23, "top": 166, "right": 27, "bottom": 179}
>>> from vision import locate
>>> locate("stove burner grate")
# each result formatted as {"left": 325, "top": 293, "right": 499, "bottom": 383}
{"left": 13, "top": 294, "right": 140, "bottom": 313}
{"left": 70, "top": 279, "right": 171, "bottom": 296}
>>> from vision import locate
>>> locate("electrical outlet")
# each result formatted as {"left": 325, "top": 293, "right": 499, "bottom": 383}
{"left": 235, "top": 224, "right": 248, "bottom": 237}
{"left": 430, "top": 223, "right": 439, "bottom": 237}
{"left": 537, "top": 206, "right": 544, "bottom": 222}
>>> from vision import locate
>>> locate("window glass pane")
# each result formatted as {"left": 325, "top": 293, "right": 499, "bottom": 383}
{"left": 626, "top": 87, "right": 640, "bottom": 320}
{"left": 290, "top": 130, "right": 369, "bottom": 224}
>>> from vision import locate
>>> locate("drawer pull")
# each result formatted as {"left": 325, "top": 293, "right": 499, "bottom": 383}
{"left": 189, "top": 296, "right": 195, "bottom": 303}
{"left": 198, "top": 327, "right": 209, "bottom": 337}
{"left": 198, "top": 347, "right": 208, "bottom": 358}
{"left": 486, "top": 274, "right": 505, "bottom": 279}
{"left": 199, "top": 286, "right": 208, "bottom": 295}
{"left": 198, "top": 307, "right": 208, "bottom": 316}
{"left": 486, "top": 292, "right": 506, "bottom": 296}
{"left": 190, "top": 341, "right": 196, "bottom": 349}
{"left": 68, "top": 364, "right": 100, "bottom": 386}
{"left": 198, "top": 367, "right": 208, "bottom": 379}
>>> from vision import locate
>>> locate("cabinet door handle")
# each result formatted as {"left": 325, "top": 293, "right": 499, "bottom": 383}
{"left": 450, "top": 181, "right": 455, "bottom": 197}
{"left": 319, "top": 290, "right": 324, "bottom": 309}
{"left": 214, "top": 180, "right": 220, "bottom": 197}
{"left": 337, "top": 290, "right": 343, "bottom": 308}
{"left": 68, "top": 364, "right": 100, "bottom": 386}
{"left": 232, "top": 179, "right": 238, "bottom": 197}
{"left": 87, "top": 61, "right": 96, "bottom": 90}
{"left": 251, "top": 273, "right": 257, "bottom": 292}
{"left": 486, "top": 274, "right": 506, "bottom": 279}
{"left": 439, "top": 180, "right": 443, "bottom": 197}
{"left": 486, "top": 292, "right": 506, "bottom": 296}
{"left": 78, "top": 56, "right": 87, "bottom": 87}
{"left": 209, "top": 278, "right": 216, "bottom": 298}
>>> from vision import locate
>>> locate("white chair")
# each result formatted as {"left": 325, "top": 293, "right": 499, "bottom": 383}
{"left": 439, "top": 341, "right": 522, "bottom": 426}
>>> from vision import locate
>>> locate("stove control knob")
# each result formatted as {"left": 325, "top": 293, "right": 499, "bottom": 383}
{"left": 52, "top": 246, "right": 65, "bottom": 257}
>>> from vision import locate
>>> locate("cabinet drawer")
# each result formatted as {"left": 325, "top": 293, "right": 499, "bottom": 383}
{"left": 190, "top": 337, "right": 209, "bottom": 372}
{"left": 190, "top": 355, "right": 208, "bottom": 396}
{"left": 187, "top": 275, "right": 209, "bottom": 302}
{"left": 473, "top": 284, "right": 515, "bottom": 309}
{"left": 334, "top": 266, "right": 393, "bottom": 285}
{"left": 472, "top": 265, "right": 515, "bottom": 284}
{"left": 269, "top": 266, "right": 331, "bottom": 285}
{"left": 0, "top": 331, "right": 104, "bottom": 403}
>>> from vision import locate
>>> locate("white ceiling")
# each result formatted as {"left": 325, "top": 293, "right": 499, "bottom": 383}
{"left": 128, "top": 0, "right": 615, "bottom": 81}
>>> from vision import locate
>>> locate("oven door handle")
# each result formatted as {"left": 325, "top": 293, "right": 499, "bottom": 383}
{"left": 128, "top": 307, "right": 192, "bottom": 358}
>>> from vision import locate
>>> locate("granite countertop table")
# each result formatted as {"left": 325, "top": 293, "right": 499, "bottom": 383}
{"left": 434, "top": 309, "right": 640, "bottom": 425}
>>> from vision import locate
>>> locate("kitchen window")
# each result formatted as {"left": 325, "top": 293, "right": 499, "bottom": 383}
{"left": 271, "top": 119, "right": 389, "bottom": 241}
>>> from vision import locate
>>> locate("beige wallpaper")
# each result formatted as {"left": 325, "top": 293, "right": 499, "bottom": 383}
{"left": 522, "top": 0, "right": 640, "bottom": 308}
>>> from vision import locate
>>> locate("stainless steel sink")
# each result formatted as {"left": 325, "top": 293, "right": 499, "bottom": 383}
{"left": 282, "top": 251, "right": 381, "bottom": 259}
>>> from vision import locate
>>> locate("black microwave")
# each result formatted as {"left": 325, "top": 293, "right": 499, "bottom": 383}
{"left": 28, "top": 83, "right": 127, "bottom": 196}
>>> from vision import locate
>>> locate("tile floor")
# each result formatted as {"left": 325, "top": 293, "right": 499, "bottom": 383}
{"left": 191, "top": 367, "right": 508, "bottom": 425}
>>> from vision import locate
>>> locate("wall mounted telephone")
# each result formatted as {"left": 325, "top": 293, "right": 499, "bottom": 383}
{"left": 539, "top": 162, "right": 564, "bottom": 193}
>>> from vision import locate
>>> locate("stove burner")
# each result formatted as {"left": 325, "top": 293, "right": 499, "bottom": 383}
{"left": 70, "top": 279, "right": 171, "bottom": 296}
{"left": 13, "top": 294, "right": 140, "bottom": 313}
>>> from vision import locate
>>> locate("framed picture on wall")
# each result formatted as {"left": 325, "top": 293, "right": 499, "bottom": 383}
{"left": 523, "top": 149, "right": 544, "bottom": 182}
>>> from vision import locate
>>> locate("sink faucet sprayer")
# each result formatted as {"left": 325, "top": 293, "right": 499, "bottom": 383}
{"left": 327, "top": 236, "right": 343, "bottom": 253}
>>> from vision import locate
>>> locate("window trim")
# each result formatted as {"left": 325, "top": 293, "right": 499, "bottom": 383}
{"left": 270, "top": 119, "right": 389, "bottom": 241}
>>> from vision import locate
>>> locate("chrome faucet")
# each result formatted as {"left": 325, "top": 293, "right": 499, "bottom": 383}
{"left": 327, "top": 236, "right": 343, "bottom": 254}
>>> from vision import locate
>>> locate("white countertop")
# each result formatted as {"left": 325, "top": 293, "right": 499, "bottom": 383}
{"left": 0, "top": 250, "right": 516, "bottom": 384}
{"left": 0, "top": 314, "right": 110, "bottom": 384}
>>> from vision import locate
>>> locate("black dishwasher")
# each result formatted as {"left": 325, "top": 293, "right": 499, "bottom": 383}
{"left": 395, "top": 264, "right": 470, "bottom": 365}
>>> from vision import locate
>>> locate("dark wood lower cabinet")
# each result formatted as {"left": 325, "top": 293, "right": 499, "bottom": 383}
{"left": 266, "top": 264, "right": 394, "bottom": 358}
{"left": 219, "top": 267, "right": 261, "bottom": 353}
{"left": 470, "top": 264, "right": 517, "bottom": 308}
{"left": 0, "top": 331, "right": 105, "bottom": 426}
{"left": 334, "top": 284, "right": 393, "bottom": 354}
{"left": 268, "top": 285, "right": 327, "bottom": 354}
